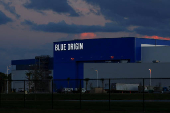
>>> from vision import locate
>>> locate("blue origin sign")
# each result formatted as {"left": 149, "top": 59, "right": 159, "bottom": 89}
{"left": 55, "top": 43, "right": 83, "bottom": 51}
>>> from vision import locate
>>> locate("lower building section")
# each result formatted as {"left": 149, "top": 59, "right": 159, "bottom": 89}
{"left": 83, "top": 63, "right": 170, "bottom": 90}
{"left": 11, "top": 62, "right": 170, "bottom": 92}
{"left": 11, "top": 70, "right": 53, "bottom": 92}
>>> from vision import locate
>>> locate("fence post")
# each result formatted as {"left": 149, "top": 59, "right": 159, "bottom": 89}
{"left": 24, "top": 80, "right": 25, "bottom": 108}
{"left": 0, "top": 80, "right": 1, "bottom": 108}
{"left": 143, "top": 78, "right": 145, "bottom": 112}
{"left": 109, "top": 79, "right": 110, "bottom": 111}
{"left": 34, "top": 80, "right": 36, "bottom": 108}
{"left": 80, "top": 79, "right": 81, "bottom": 109}
{"left": 52, "top": 80, "right": 53, "bottom": 109}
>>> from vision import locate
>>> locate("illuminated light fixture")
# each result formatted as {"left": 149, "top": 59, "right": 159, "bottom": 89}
{"left": 149, "top": 69, "right": 151, "bottom": 86}
{"left": 110, "top": 56, "right": 114, "bottom": 59}
{"left": 71, "top": 58, "right": 74, "bottom": 60}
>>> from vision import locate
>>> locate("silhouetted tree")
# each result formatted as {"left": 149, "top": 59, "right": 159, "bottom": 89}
{"left": 25, "top": 64, "right": 52, "bottom": 92}
{"left": 0, "top": 72, "right": 11, "bottom": 93}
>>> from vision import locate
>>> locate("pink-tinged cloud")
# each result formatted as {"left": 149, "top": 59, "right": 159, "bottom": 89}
{"left": 79, "top": 32, "right": 97, "bottom": 39}
{"left": 144, "top": 35, "right": 170, "bottom": 40}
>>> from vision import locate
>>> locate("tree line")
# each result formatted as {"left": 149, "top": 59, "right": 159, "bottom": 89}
{"left": 0, "top": 72, "right": 11, "bottom": 93}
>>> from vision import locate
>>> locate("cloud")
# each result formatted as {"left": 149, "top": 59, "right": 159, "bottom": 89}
{"left": 21, "top": 19, "right": 35, "bottom": 26}
{"left": 0, "top": 11, "right": 12, "bottom": 25}
{"left": 21, "top": 20, "right": 127, "bottom": 33}
{"left": 143, "top": 35, "right": 170, "bottom": 40}
{"left": 84, "top": 0, "right": 170, "bottom": 37}
{"left": 24, "top": 0, "right": 79, "bottom": 16}
{"left": 79, "top": 33, "right": 97, "bottom": 39}
{"left": 0, "top": 1, "right": 20, "bottom": 19}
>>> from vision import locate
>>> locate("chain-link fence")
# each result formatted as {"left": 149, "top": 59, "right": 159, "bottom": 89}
{"left": 0, "top": 78, "right": 170, "bottom": 112}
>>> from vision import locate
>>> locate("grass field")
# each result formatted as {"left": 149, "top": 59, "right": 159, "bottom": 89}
{"left": 1, "top": 93, "right": 170, "bottom": 112}
{"left": 1, "top": 100, "right": 170, "bottom": 112}
{"left": 1, "top": 109, "right": 169, "bottom": 113}
{"left": 1, "top": 93, "right": 170, "bottom": 100}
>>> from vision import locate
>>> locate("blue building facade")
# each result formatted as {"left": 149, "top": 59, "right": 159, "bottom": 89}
{"left": 53, "top": 38, "right": 135, "bottom": 80}
{"left": 11, "top": 37, "right": 170, "bottom": 89}
{"left": 53, "top": 37, "right": 170, "bottom": 88}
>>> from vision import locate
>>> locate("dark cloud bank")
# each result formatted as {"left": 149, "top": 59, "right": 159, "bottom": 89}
{"left": 0, "top": 1, "right": 20, "bottom": 19}
{"left": 24, "top": 0, "right": 79, "bottom": 16}
{"left": 84, "top": 0, "right": 170, "bottom": 37}
{"left": 21, "top": 20, "right": 128, "bottom": 33}
{"left": 0, "top": 11, "right": 12, "bottom": 25}
{"left": 22, "top": 0, "right": 170, "bottom": 37}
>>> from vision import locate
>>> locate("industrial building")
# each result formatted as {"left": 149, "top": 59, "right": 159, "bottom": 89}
{"left": 11, "top": 37, "right": 170, "bottom": 92}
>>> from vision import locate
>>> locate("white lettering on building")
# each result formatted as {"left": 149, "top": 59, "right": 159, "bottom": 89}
{"left": 55, "top": 44, "right": 60, "bottom": 51}
{"left": 68, "top": 44, "right": 70, "bottom": 50}
{"left": 64, "top": 44, "right": 66, "bottom": 50}
{"left": 70, "top": 43, "right": 73, "bottom": 50}
{"left": 55, "top": 43, "right": 83, "bottom": 51}
{"left": 80, "top": 43, "right": 83, "bottom": 50}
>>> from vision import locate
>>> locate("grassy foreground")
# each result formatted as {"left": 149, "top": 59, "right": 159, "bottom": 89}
{"left": 0, "top": 109, "right": 170, "bottom": 113}
{"left": 1, "top": 101, "right": 170, "bottom": 112}
{"left": 1, "top": 93, "right": 170, "bottom": 112}
{"left": 1, "top": 93, "right": 170, "bottom": 100}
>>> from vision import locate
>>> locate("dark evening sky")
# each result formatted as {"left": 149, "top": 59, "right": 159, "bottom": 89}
{"left": 0, "top": 0, "right": 170, "bottom": 73}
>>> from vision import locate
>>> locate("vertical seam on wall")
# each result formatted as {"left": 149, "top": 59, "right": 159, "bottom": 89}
{"left": 155, "top": 39, "right": 157, "bottom": 46}
{"left": 76, "top": 61, "right": 78, "bottom": 79}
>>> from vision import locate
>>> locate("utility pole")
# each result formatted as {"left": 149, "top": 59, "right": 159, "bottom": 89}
{"left": 7, "top": 65, "right": 10, "bottom": 94}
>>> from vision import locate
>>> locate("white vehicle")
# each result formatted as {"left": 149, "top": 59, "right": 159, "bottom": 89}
{"left": 111, "top": 83, "right": 139, "bottom": 91}
{"left": 105, "top": 83, "right": 139, "bottom": 91}
{"left": 81, "top": 88, "right": 86, "bottom": 93}
{"left": 62, "top": 88, "right": 73, "bottom": 93}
